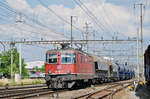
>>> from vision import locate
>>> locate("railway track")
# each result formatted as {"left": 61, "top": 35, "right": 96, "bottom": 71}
{"left": 73, "top": 80, "right": 134, "bottom": 99}
{"left": 0, "top": 84, "right": 46, "bottom": 91}
{"left": 0, "top": 84, "right": 56, "bottom": 99}
{"left": 0, "top": 80, "right": 135, "bottom": 99}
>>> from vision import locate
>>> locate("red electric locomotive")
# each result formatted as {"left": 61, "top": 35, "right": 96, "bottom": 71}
{"left": 45, "top": 48, "right": 95, "bottom": 88}
{"left": 44, "top": 46, "right": 131, "bottom": 89}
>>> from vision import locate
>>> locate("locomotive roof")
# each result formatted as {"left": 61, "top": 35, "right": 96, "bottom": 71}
{"left": 46, "top": 48, "right": 92, "bottom": 56}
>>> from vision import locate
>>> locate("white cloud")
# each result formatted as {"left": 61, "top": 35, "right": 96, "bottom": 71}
{"left": 6, "top": 0, "right": 33, "bottom": 13}
{"left": 1, "top": 0, "right": 149, "bottom": 62}
{"left": 1, "top": 0, "right": 149, "bottom": 40}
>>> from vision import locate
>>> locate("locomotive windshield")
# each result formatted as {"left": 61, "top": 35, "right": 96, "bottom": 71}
{"left": 61, "top": 53, "right": 76, "bottom": 64}
{"left": 47, "top": 54, "right": 58, "bottom": 64}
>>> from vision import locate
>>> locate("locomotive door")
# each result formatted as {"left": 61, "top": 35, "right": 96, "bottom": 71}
{"left": 76, "top": 53, "right": 83, "bottom": 73}
{"left": 76, "top": 53, "right": 80, "bottom": 73}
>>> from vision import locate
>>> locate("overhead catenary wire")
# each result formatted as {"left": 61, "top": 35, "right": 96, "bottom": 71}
{"left": 0, "top": 7, "right": 16, "bottom": 17}
{"left": 38, "top": 0, "right": 84, "bottom": 33}
{"left": 0, "top": 1, "right": 68, "bottom": 39}
{"left": 0, "top": 0, "right": 98, "bottom": 40}
{"left": 0, "top": 0, "right": 99, "bottom": 39}
{"left": 73, "top": 0, "right": 105, "bottom": 32}
{"left": 77, "top": 0, "right": 113, "bottom": 32}
{"left": 9, "top": 24, "right": 68, "bottom": 40}
{"left": 23, "top": 22, "right": 69, "bottom": 38}
{"left": 101, "top": 3, "right": 119, "bottom": 34}
{"left": 142, "top": 0, "right": 148, "bottom": 21}
{"left": 73, "top": 0, "right": 113, "bottom": 37}
{"left": 0, "top": 1, "right": 45, "bottom": 28}
{"left": 0, "top": 1, "right": 49, "bottom": 28}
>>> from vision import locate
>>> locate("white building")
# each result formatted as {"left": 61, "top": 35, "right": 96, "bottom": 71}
{"left": 25, "top": 61, "right": 45, "bottom": 70}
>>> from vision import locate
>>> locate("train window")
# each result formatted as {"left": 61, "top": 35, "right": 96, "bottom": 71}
{"left": 48, "top": 54, "right": 57, "bottom": 64}
{"left": 81, "top": 56, "right": 83, "bottom": 64}
{"left": 73, "top": 54, "right": 76, "bottom": 63}
{"left": 89, "top": 56, "right": 92, "bottom": 64}
{"left": 85, "top": 56, "right": 87, "bottom": 64}
{"left": 61, "top": 53, "right": 76, "bottom": 64}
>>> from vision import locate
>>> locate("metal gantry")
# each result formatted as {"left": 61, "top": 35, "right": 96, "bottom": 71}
{"left": 0, "top": 39, "right": 137, "bottom": 79}
{"left": 0, "top": 39, "right": 137, "bottom": 45}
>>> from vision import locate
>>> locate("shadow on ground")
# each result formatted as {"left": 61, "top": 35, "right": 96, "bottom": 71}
{"left": 135, "top": 84, "right": 150, "bottom": 99}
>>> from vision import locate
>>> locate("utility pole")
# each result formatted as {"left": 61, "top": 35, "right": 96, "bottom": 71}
{"left": 71, "top": 16, "right": 73, "bottom": 48}
{"left": 136, "top": 28, "right": 140, "bottom": 81}
{"left": 10, "top": 41, "right": 15, "bottom": 79}
{"left": 84, "top": 22, "right": 91, "bottom": 52}
{"left": 16, "top": 12, "right": 23, "bottom": 78}
{"left": 135, "top": 3, "right": 145, "bottom": 81}
{"left": 93, "top": 30, "right": 96, "bottom": 54}
{"left": 70, "top": 16, "right": 78, "bottom": 48}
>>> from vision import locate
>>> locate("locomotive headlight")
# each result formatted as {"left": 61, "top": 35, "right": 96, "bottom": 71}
{"left": 48, "top": 70, "right": 52, "bottom": 74}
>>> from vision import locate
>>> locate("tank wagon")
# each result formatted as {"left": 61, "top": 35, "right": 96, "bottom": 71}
{"left": 44, "top": 48, "right": 134, "bottom": 89}
{"left": 144, "top": 45, "right": 150, "bottom": 84}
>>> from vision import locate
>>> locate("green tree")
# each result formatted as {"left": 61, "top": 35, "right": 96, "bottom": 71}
{"left": 0, "top": 48, "right": 28, "bottom": 78}
{"left": 32, "top": 66, "right": 40, "bottom": 72}
{"left": 40, "top": 65, "right": 45, "bottom": 73}
{"left": 32, "top": 65, "right": 45, "bottom": 73}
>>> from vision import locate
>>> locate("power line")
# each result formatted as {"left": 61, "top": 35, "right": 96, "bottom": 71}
{"left": 23, "top": 22, "right": 69, "bottom": 38}
{"left": 78, "top": 0, "right": 113, "bottom": 32}
{"left": 38, "top": 0, "right": 84, "bottom": 33}
{"left": 12, "top": 24, "right": 68, "bottom": 39}
{"left": 142, "top": 0, "right": 148, "bottom": 21}
{"left": 73, "top": 0, "right": 113, "bottom": 36}
{"left": 101, "top": 3, "right": 119, "bottom": 33}
{"left": 0, "top": 1, "right": 68, "bottom": 39}
{"left": 73, "top": 0, "right": 105, "bottom": 32}
{"left": 0, "top": 1, "right": 48, "bottom": 29}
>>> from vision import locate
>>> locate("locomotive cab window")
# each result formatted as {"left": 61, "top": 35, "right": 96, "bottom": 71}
{"left": 61, "top": 53, "right": 76, "bottom": 64}
{"left": 47, "top": 54, "right": 58, "bottom": 64}
{"left": 73, "top": 54, "right": 76, "bottom": 63}
{"left": 85, "top": 56, "right": 87, "bottom": 64}
{"left": 81, "top": 56, "right": 83, "bottom": 64}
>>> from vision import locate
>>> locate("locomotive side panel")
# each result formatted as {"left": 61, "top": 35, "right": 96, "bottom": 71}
{"left": 76, "top": 53, "right": 94, "bottom": 74}
{"left": 45, "top": 49, "right": 96, "bottom": 89}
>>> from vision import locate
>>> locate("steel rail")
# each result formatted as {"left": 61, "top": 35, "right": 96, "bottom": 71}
{"left": 73, "top": 80, "right": 134, "bottom": 99}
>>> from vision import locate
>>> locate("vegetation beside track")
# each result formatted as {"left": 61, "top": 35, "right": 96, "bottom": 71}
{"left": 0, "top": 49, "right": 28, "bottom": 78}
{"left": 0, "top": 78, "right": 45, "bottom": 86}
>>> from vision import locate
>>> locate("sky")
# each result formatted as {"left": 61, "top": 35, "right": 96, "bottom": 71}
{"left": 0, "top": 0, "right": 149, "bottom": 63}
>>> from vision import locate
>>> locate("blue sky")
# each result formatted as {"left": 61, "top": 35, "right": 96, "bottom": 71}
{"left": 0, "top": 0, "right": 149, "bottom": 64}
{"left": 27, "top": 0, "right": 75, "bottom": 8}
